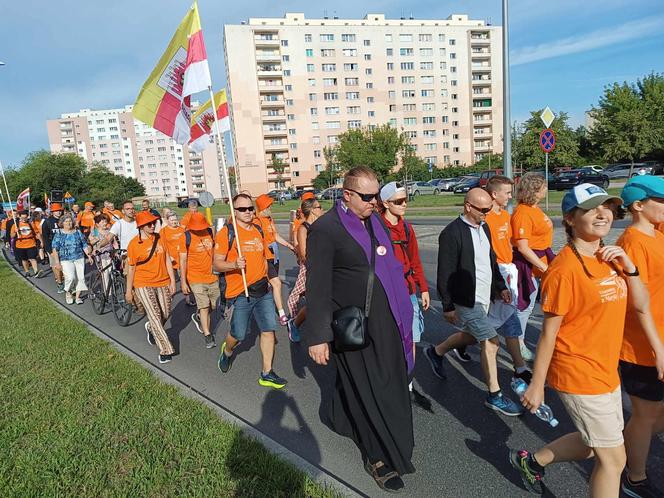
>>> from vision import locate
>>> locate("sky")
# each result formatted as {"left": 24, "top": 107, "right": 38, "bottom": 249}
{"left": 0, "top": 0, "right": 662, "bottom": 168}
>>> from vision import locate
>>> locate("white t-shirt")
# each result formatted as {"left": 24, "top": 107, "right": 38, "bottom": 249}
{"left": 460, "top": 215, "right": 492, "bottom": 306}
{"left": 110, "top": 218, "right": 138, "bottom": 250}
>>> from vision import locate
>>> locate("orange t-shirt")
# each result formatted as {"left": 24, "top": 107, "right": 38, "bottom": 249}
{"left": 126, "top": 234, "right": 170, "bottom": 288}
{"left": 179, "top": 230, "right": 216, "bottom": 285}
{"left": 78, "top": 211, "right": 95, "bottom": 231}
{"left": 541, "top": 246, "right": 628, "bottom": 395}
{"left": 657, "top": 222, "right": 664, "bottom": 234}
{"left": 485, "top": 208, "right": 512, "bottom": 264}
{"left": 160, "top": 225, "right": 185, "bottom": 270}
{"left": 103, "top": 208, "right": 123, "bottom": 226}
{"left": 618, "top": 227, "right": 664, "bottom": 366}
{"left": 256, "top": 215, "right": 277, "bottom": 245}
{"left": 11, "top": 221, "right": 39, "bottom": 249}
{"left": 511, "top": 203, "right": 553, "bottom": 277}
{"left": 214, "top": 223, "right": 271, "bottom": 299}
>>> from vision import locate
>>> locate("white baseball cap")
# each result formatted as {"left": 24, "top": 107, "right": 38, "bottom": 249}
{"left": 561, "top": 183, "right": 622, "bottom": 214}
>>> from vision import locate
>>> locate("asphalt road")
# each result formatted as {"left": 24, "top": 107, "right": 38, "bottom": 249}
{"left": 10, "top": 221, "right": 664, "bottom": 498}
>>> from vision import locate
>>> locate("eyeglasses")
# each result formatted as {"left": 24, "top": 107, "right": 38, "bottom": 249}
{"left": 235, "top": 206, "right": 255, "bottom": 213}
{"left": 389, "top": 197, "right": 408, "bottom": 206}
{"left": 346, "top": 188, "right": 379, "bottom": 202}
{"left": 467, "top": 202, "right": 492, "bottom": 214}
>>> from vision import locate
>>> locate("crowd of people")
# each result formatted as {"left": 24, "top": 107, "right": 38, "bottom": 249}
{"left": 2, "top": 171, "right": 664, "bottom": 496}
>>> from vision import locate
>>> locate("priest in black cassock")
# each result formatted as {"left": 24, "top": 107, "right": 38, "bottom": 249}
{"left": 305, "top": 166, "right": 415, "bottom": 493}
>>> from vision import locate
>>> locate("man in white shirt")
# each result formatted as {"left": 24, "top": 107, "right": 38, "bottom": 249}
{"left": 110, "top": 200, "right": 138, "bottom": 251}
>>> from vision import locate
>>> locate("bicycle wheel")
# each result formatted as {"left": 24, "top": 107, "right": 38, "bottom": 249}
{"left": 88, "top": 269, "right": 106, "bottom": 315}
{"left": 110, "top": 272, "right": 133, "bottom": 327}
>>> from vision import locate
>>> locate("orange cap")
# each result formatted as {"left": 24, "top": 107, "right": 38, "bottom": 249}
{"left": 84, "top": 201, "right": 94, "bottom": 208}
{"left": 187, "top": 212, "right": 210, "bottom": 231}
{"left": 136, "top": 211, "right": 159, "bottom": 228}
{"left": 50, "top": 203, "right": 64, "bottom": 212}
{"left": 256, "top": 194, "right": 273, "bottom": 212}
{"left": 301, "top": 191, "right": 315, "bottom": 201}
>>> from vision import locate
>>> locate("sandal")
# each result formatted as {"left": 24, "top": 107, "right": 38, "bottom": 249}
{"left": 364, "top": 460, "right": 404, "bottom": 493}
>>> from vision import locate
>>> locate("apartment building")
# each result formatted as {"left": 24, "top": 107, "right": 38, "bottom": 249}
{"left": 224, "top": 13, "right": 503, "bottom": 195}
{"left": 46, "top": 106, "right": 226, "bottom": 202}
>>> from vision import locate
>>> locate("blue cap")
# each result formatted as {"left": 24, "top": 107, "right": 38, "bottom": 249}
{"left": 621, "top": 175, "right": 664, "bottom": 207}
{"left": 562, "top": 183, "right": 622, "bottom": 214}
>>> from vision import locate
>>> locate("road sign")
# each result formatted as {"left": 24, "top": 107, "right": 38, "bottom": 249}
{"left": 428, "top": 162, "right": 433, "bottom": 173}
{"left": 539, "top": 129, "right": 556, "bottom": 153}
{"left": 540, "top": 107, "right": 556, "bottom": 128}
{"left": 198, "top": 191, "right": 214, "bottom": 208}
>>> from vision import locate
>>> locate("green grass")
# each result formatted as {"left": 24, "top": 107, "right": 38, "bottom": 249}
{"left": 0, "top": 258, "right": 338, "bottom": 498}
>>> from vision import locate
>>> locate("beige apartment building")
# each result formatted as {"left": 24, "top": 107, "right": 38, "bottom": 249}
{"left": 224, "top": 13, "right": 503, "bottom": 195}
{"left": 46, "top": 106, "right": 226, "bottom": 202}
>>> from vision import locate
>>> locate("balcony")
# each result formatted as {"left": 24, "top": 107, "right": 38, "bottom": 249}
{"left": 257, "top": 68, "right": 282, "bottom": 77}
{"left": 258, "top": 79, "right": 283, "bottom": 89}
{"left": 263, "top": 128, "right": 288, "bottom": 137}
{"left": 264, "top": 142, "right": 289, "bottom": 152}
{"left": 260, "top": 97, "right": 285, "bottom": 108}
{"left": 254, "top": 35, "right": 280, "bottom": 47}
{"left": 256, "top": 53, "right": 281, "bottom": 62}
{"left": 261, "top": 113, "right": 286, "bottom": 122}
{"left": 473, "top": 117, "right": 492, "bottom": 125}
{"left": 474, "top": 128, "right": 493, "bottom": 136}
{"left": 474, "top": 142, "right": 492, "bottom": 151}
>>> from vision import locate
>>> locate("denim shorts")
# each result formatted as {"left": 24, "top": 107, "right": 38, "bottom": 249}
{"left": 229, "top": 291, "right": 278, "bottom": 341}
{"left": 497, "top": 311, "right": 522, "bottom": 338}
{"left": 410, "top": 294, "right": 424, "bottom": 343}
{"left": 455, "top": 303, "right": 497, "bottom": 341}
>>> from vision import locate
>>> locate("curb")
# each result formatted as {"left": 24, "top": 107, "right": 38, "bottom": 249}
{"left": 1, "top": 250, "right": 365, "bottom": 498}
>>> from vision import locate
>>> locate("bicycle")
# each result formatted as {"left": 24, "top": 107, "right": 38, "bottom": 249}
{"left": 87, "top": 249, "right": 133, "bottom": 326}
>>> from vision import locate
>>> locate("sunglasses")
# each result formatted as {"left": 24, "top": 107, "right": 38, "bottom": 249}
{"left": 389, "top": 197, "right": 408, "bottom": 206}
{"left": 313, "top": 205, "right": 322, "bottom": 209}
{"left": 346, "top": 188, "right": 379, "bottom": 202}
{"left": 235, "top": 206, "right": 255, "bottom": 213}
{"left": 467, "top": 202, "right": 492, "bottom": 214}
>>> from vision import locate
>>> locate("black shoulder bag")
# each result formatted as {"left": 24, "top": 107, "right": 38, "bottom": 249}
{"left": 331, "top": 224, "right": 376, "bottom": 352}
{"left": 135, "top": 234, "right": 159, "bottom": 266}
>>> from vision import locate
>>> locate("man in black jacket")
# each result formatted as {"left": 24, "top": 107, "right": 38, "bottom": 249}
{"left": 424, "top": 188, "right": 523, "bottom": 416}
{"left": 41, "top": 202, "right": 65, "bottom": 293}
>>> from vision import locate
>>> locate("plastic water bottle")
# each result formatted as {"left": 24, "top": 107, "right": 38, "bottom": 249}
{"left": 511, "top": 378, "right": 559, "bottom": 427}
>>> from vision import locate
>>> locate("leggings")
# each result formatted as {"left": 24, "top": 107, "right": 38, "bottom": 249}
{"left": 135, "top": 285, "right": 174, "bottom": 355}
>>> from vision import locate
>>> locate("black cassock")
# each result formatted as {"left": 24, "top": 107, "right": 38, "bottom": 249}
{"left": 305, "top": 209, "right": 415, "bottom": 475}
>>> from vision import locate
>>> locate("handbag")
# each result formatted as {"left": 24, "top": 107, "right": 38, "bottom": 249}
{"left": 331, "top": 226, "right": 376, "bottom": 352}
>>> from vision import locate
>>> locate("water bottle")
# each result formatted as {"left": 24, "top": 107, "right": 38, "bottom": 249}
{"left": 511, "top": 378, "right": 559, "bottom": 427}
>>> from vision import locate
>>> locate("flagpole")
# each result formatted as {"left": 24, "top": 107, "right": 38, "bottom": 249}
{"left": 0, "top": 161, "right": 19, "bottom": 238}
{"left": 208, "top": 86, "right": 249, "bottom": 297}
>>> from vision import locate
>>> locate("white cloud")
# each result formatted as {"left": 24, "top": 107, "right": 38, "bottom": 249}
{"left": 511, "top": 16, "right": 663, "bottom": 65}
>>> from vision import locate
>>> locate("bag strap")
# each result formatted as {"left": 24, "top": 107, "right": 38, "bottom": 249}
{"left": 135, "top": 234, "right": 159, "bottom": 266}
{"left": 364, "top": 219, "right": 377, "bottom": 318}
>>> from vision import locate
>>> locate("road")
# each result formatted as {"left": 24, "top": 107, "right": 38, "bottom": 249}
{"left": 10, "top": 220, "right": 664, "bottom": 498}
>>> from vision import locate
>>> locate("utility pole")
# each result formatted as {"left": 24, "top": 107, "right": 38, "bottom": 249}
{"left": 502, "top": 0, "right": 512, "bottom": 179}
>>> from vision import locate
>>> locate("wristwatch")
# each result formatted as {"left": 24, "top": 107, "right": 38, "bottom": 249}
{"left": 623, "top": 266, "right": 640, "bottom": 277}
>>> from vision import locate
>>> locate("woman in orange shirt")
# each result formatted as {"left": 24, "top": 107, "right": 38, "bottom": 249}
{"left": 511, "top": 173, "right": 555, "bottom": 361}
{"left": 510, "top": 184, "right": 664, "bottom": 497}
{"left": 125, "top": 211, "right": 177, "bottom": 364}
{"left": 617, "top": 176, "right": 664, "bottom": 497}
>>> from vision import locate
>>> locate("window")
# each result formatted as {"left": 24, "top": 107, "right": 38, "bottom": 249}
{"left": 345, "top": 77, "right": 359, "bottom": 86}
{"left": 404, "top": 131, "right": 417, "bottom": 139}
{"left": 285, "top": 84, "right": 292, "bottom": 91}
{"left": 419, "top": 33, "right": 432, "bottom": 42}
{"left": 387, "top": 62, "right": 394, "bottom": 70}
{"left": 283, "top": 69, "right": 291, "bottom": 76}
{"left": 452, "top": 120, "right": 459, "bottom": 126}
{"left": 451, "top": 93, "right": 458, "bottom": 100}
{"left": 389, "top": 104, "right": 397, "bottom": 111}
{"left": 328, "top": 136, "right": 338, "bottom": 144}
{"left": 387, "top": 76, "right": 395, "bottom": 84}
{"left": 403, "top": 103, "right": 416, "bottom": 111}
{"left": 315, "top": 164, "right": 324, "bottom": 172}
{"left": 368, "top": 110, "right": 375, "bottom": 117}
{"left": 367, "top": 96, "right": 374, "bottom": 103}
{"left": 287, "top": 114, "right": 295, "bottom": 120}
{"left": 451, "top": 80, "right": 458, "bottom": 86}
{"left": 421, "top": 89, "right": 434, "bottom": 97}
{"left": 453, "top": 133, "right": 460, "bottom": 139}
{"left": 324, "top": 92, "right": 338, "bottom": 100}
{"left": 450, "top": 53, "right": 456, "bottom": 59}
{"left": 325, "top": 107, "right": 340, "bottom": 115}
{"left": 404, "top": 117, "right": 417, "bottom": 126}
{"left": 443, "top": 142, "right": 450, "bottom": 148}
{"left": 346, "top": 91, "right": 360, "bottom": 99}
{"left": 423, "top": 116, "right": 436, "bottom": 124}
{"left": 348, "top": 120, "right": 362, "bottom": 129}
{"left": 402, "top": 90, "right": 416, "bottom": 98}
{"left": 309, "top": 93, "right": 317, "bottom": 101}
{"left": 449, "top": 39, "right": 456, "bottom": 45}
{"left": 450, "top": 66, "right": 457, "bottom": 73}
{"left": 290, "top": 143, "right": 297, "bottom": 150}
{"left": 388, "top": 90, "right": 396, "bottom": 99}
{"left": 401, "top": 76, "right": 415, "bottom": 84}
{"left": 424, "top": 143, "right": 437, "bottom": 151}
{"left": 440, "top": 61, "right": 447, "bottom": 70}
{"left": 288, "top": 129, "right": 296, "bottom": 135}
{"left": 344, "top": 63, "right": 358, "bottom": 71}
{"left": 366, "top": 82, "right": 373, "bottom": 89}
{"left": 363, "top": 39, "right": 370, "bottom": 46}
{"left": 323, "top": 77, "right": 337, "bottom": 86}
{"left": 325, "top": 121, "right": 341, "bottom": 129}
{"left": 320, "top": 34, "right": 334, "bottom": 42}
{"left": 419, "top": 48, "right": 433, "bottom": 56}
{"left": 307, "top": 64, "right": 315, "bottom": 72}
{"left": 310, "top": 108, "right": 318, "bottom": 115}
{"left": 347, "top": 106, "right": 361, "bottom": 114}
{"left": 311, "top": 121, "right": 319, "bottom": 128}
{"left": 281, "top": 40, "right": 289, "bottom": 47}
{"left": 308, "top": 78, "right": 316, "bottom": 86}
{"left": 423, "top": 129, "right": 436, "bottom": 137}
{"left": 440, "top": 48, "right": 447, "bottom": 57}
{"left": 438, "top": 33, "right": 445, "bottom": 42}
{"left": 305, "top": 34, "right": 312, "bottom": 42}
{"left": 386, "top": 48, "right": 393, "bottom": 57}
{"left": 343, "top": 49, "right": 357, "bottom": 57}
{"left": 400, "top": 62, "right": 414, "bottom": 70}
{"left": 388, "top": 118, "right": 397, "bottom": 127}
{"left": 442, "top": 116, "right": 449, "bottom": 123}
{"left": 399, "top": 34, "right": 413, "bottom": 42}
{"left": 399, "top": 47, "right": 414, "bottom": 56}
{"left": 422, "top": 103, "right": 435, "bottom": 111}
{"left": 321, "top": 49, "right": 335, "bottom": 57}
{"left": 385, "top": 34, "right": 393, "bottom": 42}
{"left": 421, "top": 75, "right": 434, "bottom": 84}
{"left": 342, "top": 34, "right": 356, "bottom": 42}
{"left": 305, "top": 48, "right": 313, "bottom": 57}
{"left": 322, "top": 63, "right": 336, "bottom": 72}
{"left": 282, "top": 55, "right": 290, "bottom": 62}
{"left": 313, "top": 136, "right": 320, "bottom": 144}
{"left": 420, "top": 61, "right": 433, "bottom": 70}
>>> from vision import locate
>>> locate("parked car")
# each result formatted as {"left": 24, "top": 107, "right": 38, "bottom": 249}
{"left": 293, "top": 189, "right": 318, "bottom": 200}
{"left": 177, "top": 197, "right": 198, "bottom": 208}
{"left": 453, "top": 176, "right": 481, "bottom": 194}
{"left": 549, "top": 167, "right": 610, "bottom": 191}
{"left": 406, "top": 181, "right": 439, "bottom": 196}
{"left": 318, "top": 187, "right": 344, "bottom": 200}
{"left": 267, "top": 190, "right": 293, "bottom": 201}
{"left": 433, "top": 177, "right": 461, "bottom": 192}
{"left": 641, "top": 160, "right": 664, "bottom": 176}
{"left": 603, "top": 163, "right": 648, "bottom": 179}
{"left": 479, "top": 169, "right": 503, "bottom": 187}
{"left": 584, "top": 165, "right": 605, "bottom": 173}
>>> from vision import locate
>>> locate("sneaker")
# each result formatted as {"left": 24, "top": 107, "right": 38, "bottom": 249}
{"left": 205, "top": 334, "right": 216, "bottom": 349}
{"left": 622, "top": 474, "right": 664, "bottom": 498}
{"left": 35, "top": 270, "right": 44, "bottom": 279}
{"left": 513, "top": 368, "right": 533, "bottom": 385}
{"left": 520, "top": 342, "right": 535, "bottom": 362}
{"left": 159, "top": 354, "right": 172, "bottom": 364}
{"left": 287, "top": 319, "right": 301, "bottom": 343}
{"left": 509, "top": 449, "right": 545, "bottom": 495}
{"left": 57, "top": 282, "right": 65, "bottom": 294}
{"left": 258, "top": 369, "right": 288, "bottom": 389}
{"left": 452, "top": 347, "right": 472, "bottom": 362}
{"left": 145, "top": 322, "right": 156, "bottom": 346}
{"left": 279, "top": 314, "right": 289, "bottom": 326}
{"left": 65, "top": 293, "right": 74, "bottom": 305}
{"left": 191, "top": 312, "right": 203, "bottom": 334}
{"left": 217, "top": 342, "right": 234, "bottom": 373}
{"left": 75, "top": 297, "right": 84, "bottom": 305}
{"left": 424, "top": 345, "right": 447, "bottom": 380}
{"left": 485, "top": 392, "right": 524, "bottom": 417}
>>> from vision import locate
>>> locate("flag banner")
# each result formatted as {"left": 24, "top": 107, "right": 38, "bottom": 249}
{"left": 189, "top": 89, "right": 231, "bottom": 153}
{"left": 133, "top": 2, "right": 212, "bottom": 145}
{"left": 16, "top": 187, "right": 30, "bottom": 211}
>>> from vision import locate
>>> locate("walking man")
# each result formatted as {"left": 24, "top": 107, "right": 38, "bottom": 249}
{"left": 213, "top": 194, "right": 287, "bottom": 389}
{"left": 41, "top": 202, "right": 65, "bottom": 292}
{"left": 110, "top": 200, "right": 138, "bottom": 251}
{"left": 425, "top": 188, "right": 523, "bottom": 416}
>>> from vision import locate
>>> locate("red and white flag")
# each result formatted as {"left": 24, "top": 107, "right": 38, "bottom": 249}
{"left": 16, "top": 187, "right": 30, "bottom": 211}
{"left": 189, "top": 89, "right": 231, "bottom": 153}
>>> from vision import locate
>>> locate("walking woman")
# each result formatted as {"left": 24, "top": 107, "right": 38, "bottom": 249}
{"left": 125, "top": 211, "right": 177, "bottom": 364}
{"left": 510, "top": 184, "right": 664, "bottom": 497}
{"left": 617, "top": 176, "right": 664, "bottom": 497}
{"left": 511, "top": 172, "right": 555, "bottom": 361}
{"left": 88, "top": 213, "right": 116, "bottom": 290}
{"left": 285, "top": 197, "right": 322, "bottom": 342}
{"left": 51, "top": 213, "right": 92, "bottom": 305}
{"left": 159, "top": 210, "right": 191, "bottom": 305}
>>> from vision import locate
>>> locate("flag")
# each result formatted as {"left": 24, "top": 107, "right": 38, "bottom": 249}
{"left": 16, "top": 187, "right": 30, "bottom": 211}
{"left": 133, "top": 2, "right": 212, "bottom": 144}
{"left": 44, "top": 193, "right": 50, "bottom": 210}
{"left": 189, "top": 89, "right": 231, "bottom": 153}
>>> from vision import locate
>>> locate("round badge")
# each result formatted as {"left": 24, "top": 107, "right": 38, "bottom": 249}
{"left": 376, "top": 245, "right": 387, "bottom": 256}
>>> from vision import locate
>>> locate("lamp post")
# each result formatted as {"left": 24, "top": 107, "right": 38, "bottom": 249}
{"left": 502, "top": 0, "right": 512, "bottom": 179}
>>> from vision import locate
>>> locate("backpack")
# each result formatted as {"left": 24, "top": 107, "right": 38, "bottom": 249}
{"left": 376, "top": 215, "right": 411, "bottom": 250}
{"left": 184, "top": 227, "right": 214, "bottom": 251}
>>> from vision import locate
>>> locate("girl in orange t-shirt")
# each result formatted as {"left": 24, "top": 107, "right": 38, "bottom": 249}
{"left": 510, "top": 184, "right": 664, "bottom": 497}
{"left": 617, "top": 176, "right": 664, "bottom": 495}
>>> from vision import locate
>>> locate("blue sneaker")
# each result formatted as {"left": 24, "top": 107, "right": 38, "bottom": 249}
{"left": 424, "top": 345, "right": 447, "bottom": 379}
{"left": 217, "top": 342, "right": 235, "bottom": 373}
{"left": 485, "top": 392, "right": 524, "bottom": 417}
{"left": 258, "top": 370, "right": 287, "bottom": 389}
{"left": 287, "top": 319, "right": 301, "bottom": 343}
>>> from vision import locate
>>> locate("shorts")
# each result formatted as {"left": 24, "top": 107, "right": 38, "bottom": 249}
{"left": 455, "top": 303, "right": 497, "bottom": 342}
{"left": 496, "top": 311, "right": 522, "bottom": 338}
{"left": 620, "top": 360, "right": 664, "bottom": 402}
{"left": 410, "top": 294, "right": 425, "bottom": 343}
{"left": 15, "top": 246, "right": 38, "bottom": 262}
{"left": 190, "top": 281, "right": 221, "bottom": 310}
{"left": 267, "top": 259, "right": 279, "bottom": 279}
{"left": 229, "top": 291, "right": 278, "bottom": 341}
{"left": 557, "top": 386, "right": 624, "bottom": 448}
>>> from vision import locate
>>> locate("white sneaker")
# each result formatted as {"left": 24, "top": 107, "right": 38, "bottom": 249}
{"left": 65, "top": 293, "right": 74, "bottom": 305}
{"left": 520, "top": 341, "right": 535, "bottom": 362}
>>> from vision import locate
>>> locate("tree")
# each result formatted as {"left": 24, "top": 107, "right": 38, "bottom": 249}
{"left": 473, "top": 153, "right": 503, "bottom": 171}
{"left": 589, "top": 81, "right": 656, "bottom": 176}
{"left": 636, "top": 73, "right": 664, "bottom": 156}
{"left": 572, "top": 126, "right": 600, "bottom": 165}
{"left": 79, "top": 166, "right": 145, "bottom": 205}
{"left": 5, "top": 150, "right": 86, "bottom": 199}
{"left": 269, "top": 154, "right": 287, "bottom": 190}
